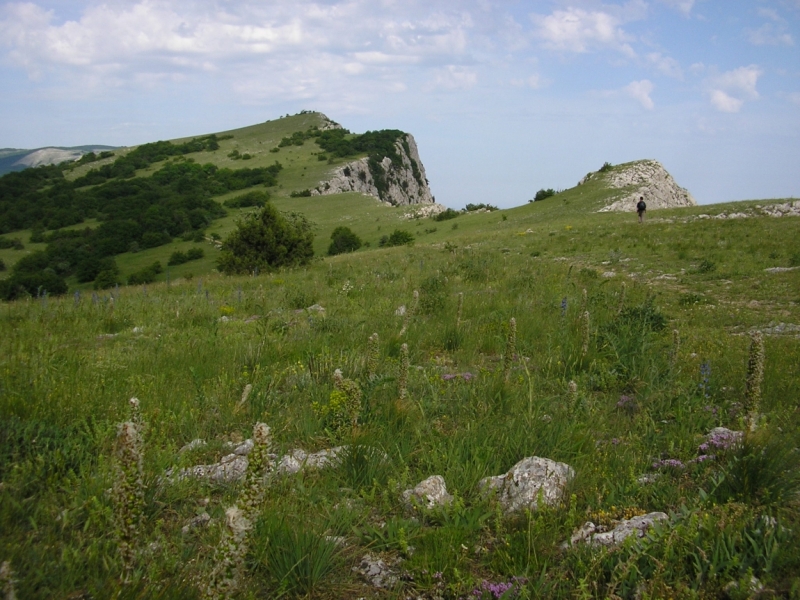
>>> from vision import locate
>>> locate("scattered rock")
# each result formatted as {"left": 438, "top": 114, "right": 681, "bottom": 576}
{"left": 402, "top": 475, "right": 453, "bottom": 510}
{"left": 306, "top": 304, "right": 326, "bottom": 313}
{"left": 178, "top": 439, "right": 207, "bottom": 454}
{"left": 395, "top": 305, "right": 407, "bottom": 316}
{"left": 182, "top": 511, "right": 211, "bottom": 534}
{"left": 275, "top": 447, "right": 346, "bottom": 475}
{"left": 602, "top": 271, "right": 616, "bottom": 278}
{"left": 173, "top": 452, "right": 250, "bottom": 483}
{"left": 353, "top": 553, "right": 400, "bottom": 589}
{"left": 479, "top": 456, "right": 575, "bottom": 514}
{"left": 565, "top": 512, "right": 668, "bottom": 548}
{"left": 765, "top": 266, "right": 800, "bottom": 273}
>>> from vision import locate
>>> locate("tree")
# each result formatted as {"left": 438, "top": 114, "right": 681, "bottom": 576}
{"left": 328, "top": 226, "right": 362, "bottom": 256}
{"left": 217, "top": 203, "right": 314, "bottom": 275}
{"left": 531, "top": 188, "right": 556, "bottom": 202}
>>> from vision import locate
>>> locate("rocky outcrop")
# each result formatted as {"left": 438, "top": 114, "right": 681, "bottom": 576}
{"left": 318, "top": 113, "right": 343, "bottom": 131}
{"left": 402, "top": 475, "right": 453, "bottom": 510}
{"left": 479, "top": 456, "right": 575, "bottom": 514}
{"left": 311, "top": 133, "right": 435, "bottom": 207}
{"left": 564, "top": 512, "right": 669, "bottom": 548}
{"left": 581, "top": 160, "right": 697, "bottom": 213}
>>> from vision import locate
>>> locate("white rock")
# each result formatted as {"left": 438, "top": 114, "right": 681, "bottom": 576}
{"left": 181, "top": 511, "right": 211, "bottom": 534}
{"left": 353, "top": 554, "right": 399, "bottom": 589}
{"left": 566, "top": 512, "right": 668, "bottom": 548}
{"left": 402, "top": 475, "right": 453, "bottom": 510}
{"left": 178, "top": 439, "right": 207, "bottom": 454}
{"left": 479, "top": 456, "right": 575, "bottom": 514}
{"left": 594, "top": 160, "right": 696, "bottom": 213}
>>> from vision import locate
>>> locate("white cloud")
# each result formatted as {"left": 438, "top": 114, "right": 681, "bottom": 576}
{"left": 0, "top": 0, "right": 481, "bottom": 103}
{"left": 427, "top": 65, "right": 477, "bottom": 90}
{"left": 531, "top": 8, "right": 635, "bottom": 57}
{"left": 646, "top": 52, "right": 682, "bottom": 78}
{"left": 659, "top": 0, "right": 695, "bottom": 16}
{"left": 709, "top": 90, "right": 743, "bottom": 113}
{"left": 625, "top": 79, "right": 654, "bottom": 109}
{"left": 747, "top": 23, "right": 794, "bottom": 46}
{"left": 706, "top": 65, "right": 762, "bottom": 112}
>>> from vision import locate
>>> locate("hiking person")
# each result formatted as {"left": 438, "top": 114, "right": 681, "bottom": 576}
{"left": 636, "top": 197, "right": 646, "bottom": 223}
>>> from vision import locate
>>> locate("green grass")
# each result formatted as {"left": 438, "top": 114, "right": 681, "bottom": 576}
{"left": 1, "top": 115, "right": 800, "bottom": 598}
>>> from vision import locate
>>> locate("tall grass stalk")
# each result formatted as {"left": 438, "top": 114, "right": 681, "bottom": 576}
{"left": 456, "top": 291, "right": 464, "bottom": 329}
{"left": 503, "top": 317, "right": 516, "bottom": 382}
{"left": 112, "top": 420, "right": 144, "bottom": 585}
{"left": 580, "top": 311, "right": 590, "bottom": 357}
{"left": 399, "top": 343, "right": 409, "bottom": 400}
{"left": 744, "top": 330, "right": 765, "bottom": 431}
{"left": 366, "top": 333, "right": 380, "bottom": 380}
{"left": 399, "top": 290, "right": 419, "bottom": 337}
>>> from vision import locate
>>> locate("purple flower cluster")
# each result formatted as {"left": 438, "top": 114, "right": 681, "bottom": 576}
{"left": 471, "top": 577, "right": 527, "bottom": 599}
{"left": 652, "top": 458, "right": 686, "bottom": 470}
{"left": 616, "top": 395, "right": 634, "bottom": 408}
{"left": 699, "top": 428, "right": 742, "bottom": 453}
{"left": 442, "top": 372, "right": 476, "bottom": 382}
{"left": 703, "top": 405, "right": 719, "bottom": 417}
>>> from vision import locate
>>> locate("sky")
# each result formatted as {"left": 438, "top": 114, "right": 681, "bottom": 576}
{"left": 1, "top": 0, "right": 799, "bottom": 208}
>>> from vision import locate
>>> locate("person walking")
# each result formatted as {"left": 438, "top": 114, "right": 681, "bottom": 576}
{"left": 636, "top": 196, "right": 646, "bottom": 223}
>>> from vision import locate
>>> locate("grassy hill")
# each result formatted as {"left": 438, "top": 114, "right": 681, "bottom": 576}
{"left": 1, "top": 115, "right": 800, "bottom": 598}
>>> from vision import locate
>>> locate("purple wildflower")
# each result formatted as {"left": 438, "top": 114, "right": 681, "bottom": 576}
{"left": 442, "top": 374, "right": 457, "bottom": 381}
{"left": 698, "top": 428, "right": 742, "bottom": 453}
{"left": 461, "top": 372, "right": 475, "bottom": 381}
{"left": 688, "top": 454, "right": 716, "bottom": 464}
{"left": 611, "top": 438, "right": 621, "bottom": 445}
{"left": 616, "top": 395, "right": 634, "bottom": 408}
{"left": 652, "top": 458, "right": 685, "bottom": 470}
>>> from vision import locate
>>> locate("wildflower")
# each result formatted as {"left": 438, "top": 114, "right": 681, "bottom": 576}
{"left": 503, "top": 317, "right": 516, "bottom": 382}
{"left": 399, "top": 290, "right": 419, "bottom": 337}
{"left": 580, "top": 311, "right": 590, "bottom": 357}
{"left": 202, "top": 423, "right": 272, "bottom": 600}
{"left": 461, "top": 372, "right": 476, "bottom": 381}
{"left": 617, "top": 281, "right": 626, "bottom": 314}
{"left": 333, "top": 369, "right": 363, "bottom": 428}
{"left": 567, "top": 380, "right": 578, "bottom": 404}
{"left": 652, "top": 458, "right": 685, "bottom": 470}
{"left": 580, "top": 288, "right": 588, "bottom": 313}
{"left": 113, "top": 420, "right": 144, "bottom": 585}
{"left": 456, "top": 292, "right": 464, "bottom": 329}
{"left": 366, "top": 333, "right": 380, "bottom": 380}
{"left": 560, "top": 297, "right": 568, "bottom": 317}
{"left": 670, "top": 329, "right": 680, "bottom": 367}
{"left": 698, "top": 428, "right": 742, "bottom": 453}
{"left": 235, "top": 384, "right": 252, "bottom": 413}
{"left": 744, "top": 330, "right": 765, "bottom": 430}
{"left": 399, "top": 344, "right": 409, "bottom": 400}
{"left": 699, "top": 361, "right": 711, "bottom": 398}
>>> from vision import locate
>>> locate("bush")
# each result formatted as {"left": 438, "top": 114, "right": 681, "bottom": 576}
{"left": 328, "top": 226, "right": 362, "bottom": 256}
{"left": 217, "top": 203, "right": 314, "bottom": 275}
{"left": 599, "top": 161, "right": 613, "bottom": 172}
{"left": 223, "top": 191, "right": 270, "bottom": 208}
{"left": 0, "top": 237, "right": 23, "bottom": 250}
{"left": 290, "top": 189, "right": 312, "bottom": 198}
{"left": 433, "top": 208, "right": 460, "bottom": 222}
{"left": 0, "top": 258, "right": 5, "bottom": 272}
{"left": 531, "top": 188, "right": 556, "bottom": 202}
{"left": 93, "top": 269, "right": 119, "bottom": 290}
{"left": 464, "top": 203, "right": 498, "bottom": 212}
{"left": 128, "top": 261, "right": 163, "bottom": 285}
{"left": 378, "top": 229, "right": 414, "bottom": 248}
{"left": 141, "top": 231, "right": 172, "bottom": 248}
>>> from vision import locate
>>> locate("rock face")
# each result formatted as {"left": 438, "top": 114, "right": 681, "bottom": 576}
{"left": 479, "top": 456, "right": 575, "bottom": 514}
{"left": 582, "top": 160, "right": 697, "bottom": 213}
{"left": 311, "top": 133, "right": 435, "bottom": 207}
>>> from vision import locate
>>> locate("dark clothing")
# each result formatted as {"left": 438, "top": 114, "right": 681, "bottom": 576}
{"left": 636, "top": 200, "right": 646, "bottom": 213}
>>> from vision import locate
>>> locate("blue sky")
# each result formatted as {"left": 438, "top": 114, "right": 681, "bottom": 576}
{"left": 1, "top": 0, "right": 798, "bottom": 208}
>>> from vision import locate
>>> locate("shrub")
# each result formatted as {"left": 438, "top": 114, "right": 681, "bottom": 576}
{"left": 464, "top": 203, "right": 498, "bottom": 212}
{"left": 0, "top": 237, "right": 23, "bottom": 250}
{"left": 378, "top": 229, "right": 414, "bottom": 248}
{"left": 328, "top": 226, "right": 362, "bottom": 256}
{"left": 141, "top": 231, "right": 171, "bottom": 248}
{"left": 94, "top": 269, "right": 119, "bottom": 290}
{"left": 696, "top": 259, "right": 717, "bottom": 273}
{"left": 599, "top": 161, "right": 613, "bottom": 172}
{"left": 433, "top": 208, "right": 460, "bottom": 222}
{"left": 531, "top": 188, "right": 556, "bottom": 202}
{"left": 290, "top": 189, "right": 312, "bottom": 198}
{"left": 128, "top": 261, "right": 163, "bottom": 285}
{"left": 223, "top": 191, "right": 270, "bottom": 208}
{"left": 217, "top": 203, "right": 314, "bottom": 275}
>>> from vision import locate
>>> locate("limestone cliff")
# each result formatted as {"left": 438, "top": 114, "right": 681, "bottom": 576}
{"left": 311, "top": 133, "right": 436, "bottom": 207}
{"left": 581, "top": 160, "right": 697, "bottom": 212}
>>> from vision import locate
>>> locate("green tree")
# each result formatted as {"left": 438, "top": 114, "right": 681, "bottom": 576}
{"left": 217, "top": 203, "right": 314, "bottom": 275}
{"left": 328, "top": 226, "right": 362, "bottom": 256}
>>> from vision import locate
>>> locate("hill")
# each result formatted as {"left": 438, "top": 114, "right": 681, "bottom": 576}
{"left": 0, "top": 145, "right": 117, "bottom": 176}
{"left": 0, "top": 112, "right": 440, "bottom": 297}
{"left": 1, "top": 116, "right": 799, "bottom": 598}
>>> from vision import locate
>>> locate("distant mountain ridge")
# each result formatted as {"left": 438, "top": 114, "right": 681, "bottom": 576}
{"left": 0, "top": 145, "right": 117, "bottom": 176}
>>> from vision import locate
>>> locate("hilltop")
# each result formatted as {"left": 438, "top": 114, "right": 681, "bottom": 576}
{"left": 1, "top": 114, "right": 799, "bottom": 599}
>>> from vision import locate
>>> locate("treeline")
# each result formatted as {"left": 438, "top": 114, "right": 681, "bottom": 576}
{"left": 0, "top": 149, "right": 282, "bottom": 298}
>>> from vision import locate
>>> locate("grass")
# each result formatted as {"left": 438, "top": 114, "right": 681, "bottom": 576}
{"left": 1, "top": 116, "right": 799, "bottom": 598}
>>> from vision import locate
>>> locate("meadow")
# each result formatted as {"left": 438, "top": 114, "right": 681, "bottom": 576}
{"left": 1, "top": 173, "right": 799, "bottom": 599}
